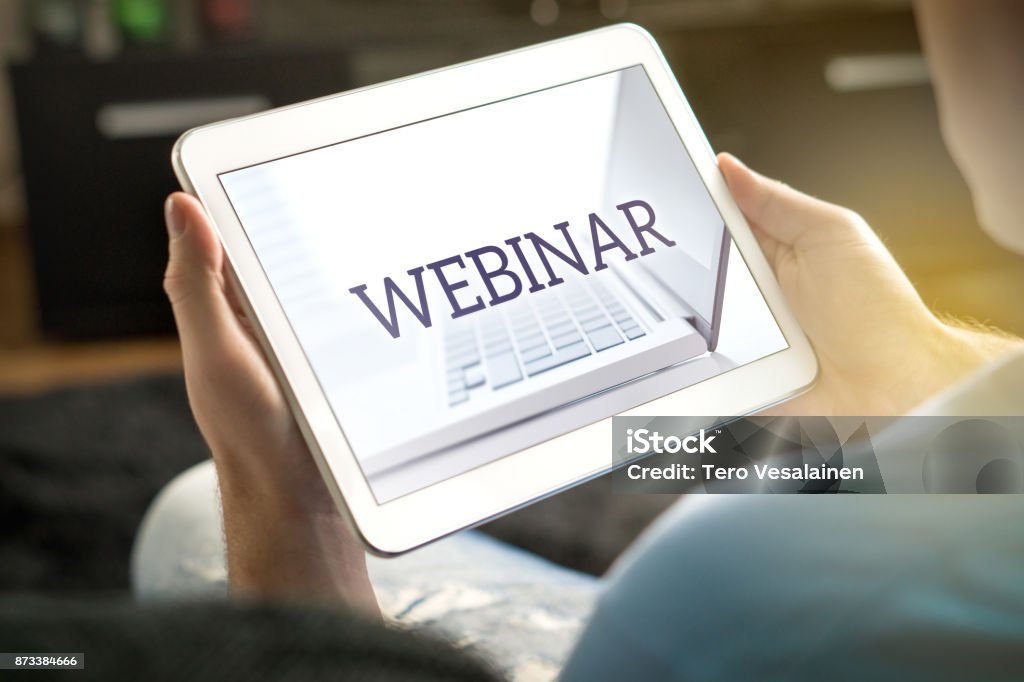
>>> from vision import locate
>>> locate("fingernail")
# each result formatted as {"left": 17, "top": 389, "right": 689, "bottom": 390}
{"left": 165, "top": 195, "right": 185, "bottom": 238}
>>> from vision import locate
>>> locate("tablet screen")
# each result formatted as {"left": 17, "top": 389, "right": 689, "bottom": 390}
{"left": 220, "top": 65, "right": 787, "bottom": 502}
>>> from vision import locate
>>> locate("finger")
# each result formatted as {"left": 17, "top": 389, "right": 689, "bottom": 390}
{"left": 163, "top": 193, "right": 242, "bottom": 354}
{"left": 718, "top": 152, "right": 860, "bottom": 247}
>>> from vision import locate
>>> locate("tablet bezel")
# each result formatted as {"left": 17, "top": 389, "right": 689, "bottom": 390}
{"left": 173, "top": 24, "right": 818, "bottom": 555}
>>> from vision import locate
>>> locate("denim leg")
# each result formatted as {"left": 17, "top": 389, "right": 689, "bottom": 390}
{"left": 132, "top": 460, "right": 599, "bottom": 681}
{"left": 563, "top": 494, "right": 1024, "bottom": 682}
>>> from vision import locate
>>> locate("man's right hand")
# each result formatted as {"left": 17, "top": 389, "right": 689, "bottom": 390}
{"left": 164, "top": 192, "right": 379, "bottom": 614}
{"left": 718, "top": 153, "right": 1021, "bottom": 416}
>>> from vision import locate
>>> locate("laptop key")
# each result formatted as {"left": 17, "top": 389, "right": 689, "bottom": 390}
{"left": 486, "top": 351, "right": 523, "bottom": 389}
{"left": 611, "top": 309, "right": 633, "bottom": 324}
{"left": 514, "top": 322, "right": 542, "bottom": 335}
{"left": 546, "top": 319, "right": 576, "bottom": 335}
{"left": 464, "top": 365, "right": 485, "bottom": 388}
{"left": 588, "top": 325, "right": 624, "bottom": 351}
{"left": 447, "top": 373, "right": 464, "bottom": 392}
{"left": 448, "top": 389, "right": 468, "bottom": 406}
{"left": 523, "top": 340, "right": 591, "bottom": 376}
{"left": 484, "top": 338, "right": 513, "bottom": 355}
{"left": 516, "top": 329, "right": 546, "bottom": 348}
{"left": 520, "top": 344, "right": 553, "bottom": 363}
{"left": 448, "top": 347, "right": 480, "bottom": 368}
{"left": 622, "top": 324, "right": 646, "bottom": 340}
{"left": 581, "top": 316, "right": 612, "bottom": 333}
{"left": 551, "top": 330, "right": 583, "bottom": 349}
{"left": 445, "top": 338, "right": 477, "bottom": 357}
{"left": 573, "top": 305, "right": 602, "bottom": 321}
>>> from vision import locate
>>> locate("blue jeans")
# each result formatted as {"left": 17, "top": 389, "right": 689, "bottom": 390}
{"left": 134, "top": 462, "right": 1024, "bottom": 681}
{"left": 562, "top": 494, "right": 1024, "bottom": 681}
{"left": 132, "top": 461, "right": 598, "bottom": 681}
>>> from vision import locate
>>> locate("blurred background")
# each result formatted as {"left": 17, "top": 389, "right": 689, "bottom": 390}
{"left": 1, "top": 0, "right": 1023, "bottom": 595}
{"left": 1, "top": 0, "right": 1023, "bottom": 392}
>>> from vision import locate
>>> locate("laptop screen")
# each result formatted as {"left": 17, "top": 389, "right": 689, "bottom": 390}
{"left": 220, "top": 64, "right": 788, "bottom": 502}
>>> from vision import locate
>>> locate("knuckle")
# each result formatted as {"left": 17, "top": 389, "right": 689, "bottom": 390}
{"left": 163, "top": 259, "right": 222, "bottom": 309}
{"left": 836, "top": 206, "right": 866, "bottom": 228}
{"left": 162, "top": 266, "right": 194, "bottom": 307}
{"left": 821, "top": 205, "right": 868, "bottom": 237}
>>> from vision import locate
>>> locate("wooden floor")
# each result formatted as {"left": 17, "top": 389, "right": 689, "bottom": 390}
{"left": 0, "top": 337, "right": 181, "bottom": 396}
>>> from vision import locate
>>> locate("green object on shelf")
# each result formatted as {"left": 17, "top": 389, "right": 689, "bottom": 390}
{"left": 114, "top": 0, "right": 168, "bottom": 43}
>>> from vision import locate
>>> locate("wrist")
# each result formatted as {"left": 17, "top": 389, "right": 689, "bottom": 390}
{"left": 228, "top": 506, "right": 377, "bottom": 612}
{"left": 212, "top": 454, "right": 379, "bottom": 617}
{"left": 211, "top": 431, "right": 339, "bottom": 519}
{"left": 925, "top": 316, "right": 1023, "bottom": 398}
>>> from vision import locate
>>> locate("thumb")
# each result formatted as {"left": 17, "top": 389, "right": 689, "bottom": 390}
{"left": 718, "top": 152, "right": 863, "bottom": 247}
{"left": 163, "top": 193, "right": 238, "bottom": 352}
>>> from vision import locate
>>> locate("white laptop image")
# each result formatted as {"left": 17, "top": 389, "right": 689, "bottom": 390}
{"left": 218, "top": 63, "right": 782, "bottom": 503}
{"left": 356, "top": 65, "right": 732, "bottom": 477}
{"left": 406, "top": 67, "right": 733, "bottom": 465}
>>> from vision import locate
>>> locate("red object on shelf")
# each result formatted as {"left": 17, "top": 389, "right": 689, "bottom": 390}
{"left": 201, "top": 0, "right": 259, "bottom": 43}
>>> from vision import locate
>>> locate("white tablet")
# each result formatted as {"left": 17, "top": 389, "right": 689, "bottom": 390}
{"left": 172, "top": 24, "right": 817, "bottom": 555}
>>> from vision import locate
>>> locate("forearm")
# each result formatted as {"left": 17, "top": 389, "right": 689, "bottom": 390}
{"left": 936, "top": 316, "right": 1024, "bottom": 380}
{"left": 904, "top": 314, "right": 1024, "bottom": 415}
{"left": 214, "top": 456, "right": 381, "bottom": 618}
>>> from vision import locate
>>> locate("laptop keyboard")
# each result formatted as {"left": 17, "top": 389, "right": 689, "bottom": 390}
{"left": 443, "top": 280, "right": 647, "bottom": 406}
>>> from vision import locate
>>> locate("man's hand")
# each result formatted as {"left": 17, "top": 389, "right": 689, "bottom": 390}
{"left": 718, "top": 153, "right": 1021, "bottom": 416}
{"left": 164, "top": 192, "right": 379, "bottom": 615}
